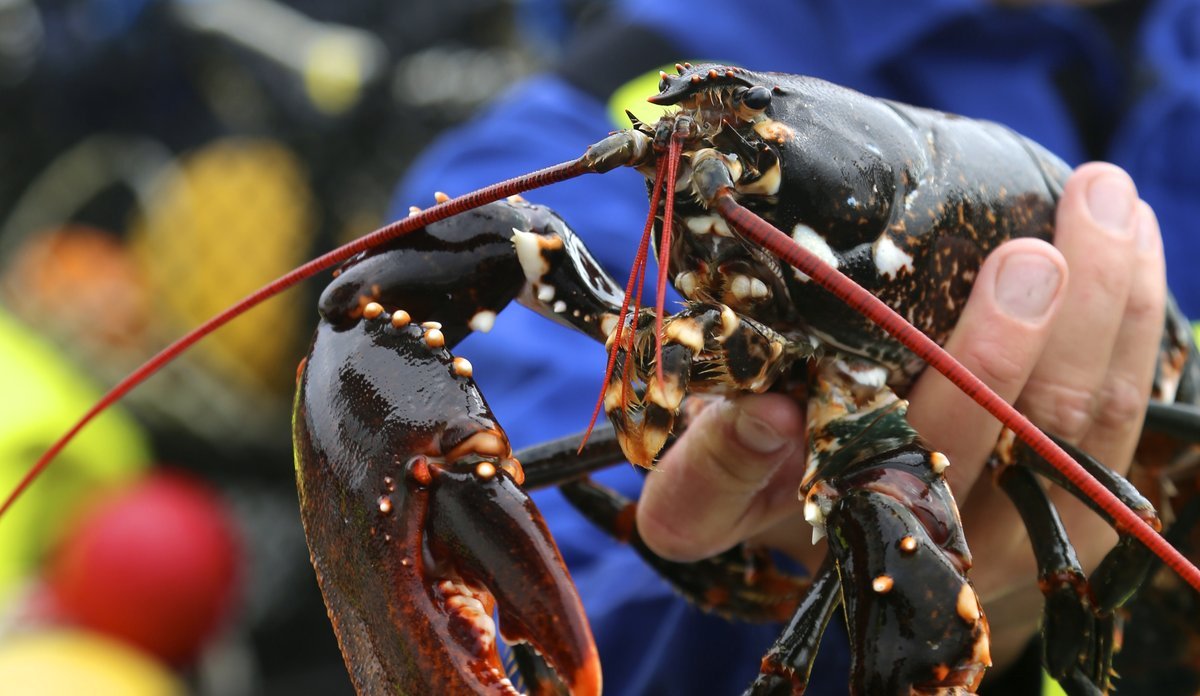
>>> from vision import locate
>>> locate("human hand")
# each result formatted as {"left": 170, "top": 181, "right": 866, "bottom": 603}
{"left": 635, "top": 162, "right": 1166, "bottom": 672}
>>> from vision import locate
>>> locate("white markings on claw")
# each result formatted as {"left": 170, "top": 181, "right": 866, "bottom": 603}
{"left": 739, "top": 159, "right": 781, "bottom": 196}
{"left": 873, "top": 234, "right": 915, "bottom": 278}
{"left": 685, "top": 214, "right": 733, "bottom": 237}
{"left": 552, "top": 300, "right": 567, "bottom": 314}
{"left": 600, "top": 313, "right": 619, "bottom": 340}
{"left": 731, "top": 275, "right": 752, "bottom": 301}
{"left": 664, "top": 318, "right": 705, "bottom": 354}
{"left": 468, "top": 310, "right": 495, "bottom": 333}
{"left": 930, "top": 451, "right": 950, "bottom": 475}
{"left": 842, "top": 359, "right": 888, "bottom": 389}
{"left": 957, "top": 583, "right": 982, "bottom": 623}
{"left": 718, "top": 304, "right": 738, "bottom": 341}
{"left": 536, "top": 283, "right": 556, "bottom": 302}
{"left": 904, "top": 188, "right": 920, "bottom": 211}
{"left": 790, "top": 224, "right": 838, "bottom": 282}
{"left": 676, "top": 271, "right": 698, "bottom": 299}
{"left": 512, "top": 229, "right": 548, "bottom": 281}
{"left": 731, "top": 275, "right": 769, "bottom": 301}
{"left": 804, "top": 497, "right": 827, "bottom": 544}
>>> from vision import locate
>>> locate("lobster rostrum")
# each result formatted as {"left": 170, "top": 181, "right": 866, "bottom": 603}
{"left": 5, "top": 64, "right": 1200, "bottom": 694}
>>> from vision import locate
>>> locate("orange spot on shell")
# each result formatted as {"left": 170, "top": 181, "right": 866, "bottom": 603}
{"left": 409, "top": 457, "right": 432, "bottom": 486}
{"left": 499, "top": 458, "right": 524, "bottom": 486}
{"left": 363, "top": 302, "right": 383, "bottom": 319}
{"left": 957, "top": 584, "right": 982, "bottom": 623}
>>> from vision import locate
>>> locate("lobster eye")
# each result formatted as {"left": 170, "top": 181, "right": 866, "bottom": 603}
{"left": 743, "top": 86, "right": 772, "bottom": 110}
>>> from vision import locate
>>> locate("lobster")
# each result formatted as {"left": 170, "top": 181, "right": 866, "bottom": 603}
{"left": 6, "top": 64, "right": 1200, "bottom": 694}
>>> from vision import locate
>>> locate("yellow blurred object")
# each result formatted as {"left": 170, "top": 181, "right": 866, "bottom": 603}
{"left": 606, "top": 64, "right": 675, "bottom": 130}
{"left": 0, "top": 630, "right": 185, "bottom": 696}
{"left": 607, "top": 61, "right": 727, "bottom": 129}
{"left": 129, "top": 138, "right": 315, "bottom": 393}
{"left": 304, "top": 34, "right": 366, "bottom": 114}
{"left": 0, "top": 307, "right": 150, "bottom": 600}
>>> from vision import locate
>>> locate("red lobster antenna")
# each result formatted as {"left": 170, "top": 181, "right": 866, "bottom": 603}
{"left": 0, "top": 160, "right": 590, "bottom": 519}
{"left": 581, "top": 130, "right": 686, "bottom": 448}
{"left": 581, "top": 157, "right": 668, "bottom": 447}
{"left": 652, "top": 132, "right": 686, "bottom": 386}
{"left": 712, "top": 192, "right": 1200, "bottom": 594}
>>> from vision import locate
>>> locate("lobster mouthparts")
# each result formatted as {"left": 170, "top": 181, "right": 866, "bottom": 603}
{"left": 293, "top": 316, "right": 600, "bottom": 695}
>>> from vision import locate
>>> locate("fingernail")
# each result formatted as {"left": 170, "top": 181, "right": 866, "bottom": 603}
{"left": 734, "top": 408, "right": 789, "bottom": 454}
{"left": 1086, "top": 172, "right": 1135, "bottom": 237}
{"left": 995, "top": 252, "right": 1061, "bottom": 321}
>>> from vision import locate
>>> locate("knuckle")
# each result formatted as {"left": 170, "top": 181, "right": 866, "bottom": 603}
{"left": 1020, "top": 381, "right": 1095, "bottom": 442}
{"left": 1122, "top": 278, "right": 1166, "bottom": 325}
{"left": 1091, "top": 375, "right": 1149, "bottom": 432}
{"left": 962, "top": 338, "right": 1031, "bottom": 389}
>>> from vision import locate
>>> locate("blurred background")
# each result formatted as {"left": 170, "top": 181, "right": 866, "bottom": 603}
{"left": 2, "top": 0, "right": 1198, "bottom": 694}
{"left": 0, "top": 0, "right": 601, "bottom": 693}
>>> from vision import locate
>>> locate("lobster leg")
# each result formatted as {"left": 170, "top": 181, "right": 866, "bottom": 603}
{"left": 803, "top": 358, "right": 990, "bottom": 694}
{"left": 556, "top": 476, "right": 809, "bottom": 622}
{"left": 996, "top": 463, "right": 1115, "bottom": 693}
{"left": 1005, "top": 436, "right": 1160, "bottom": 610}
{"left": 745, "top": 555, "right": 843, "bottom": 696}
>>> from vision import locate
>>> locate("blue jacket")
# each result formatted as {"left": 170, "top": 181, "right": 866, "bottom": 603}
{"left": 394, "top": 1, "right": 1199, "bottom": 693}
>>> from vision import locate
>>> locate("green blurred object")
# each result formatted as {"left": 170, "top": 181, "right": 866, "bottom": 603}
{"left": 0, "top": 306, "right": 150, "bottom": 600}
{"left": 1042, "top": 669, "right": 1067, "bottom": 696}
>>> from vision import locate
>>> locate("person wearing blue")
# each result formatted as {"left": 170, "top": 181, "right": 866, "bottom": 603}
{"left": 392, "top": 1, "right": 1195, "bottom": 693}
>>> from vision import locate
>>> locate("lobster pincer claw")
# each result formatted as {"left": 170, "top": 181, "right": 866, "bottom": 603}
{"left": 294, "top": 312, "right": 600, "bottom": 696}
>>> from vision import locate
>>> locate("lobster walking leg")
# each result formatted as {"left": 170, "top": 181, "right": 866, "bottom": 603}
{"left": 747, "top": 555, "right": 842, "bottom": 696}
{"left": 801, "top": 358, "right": 990, "bottom": 694}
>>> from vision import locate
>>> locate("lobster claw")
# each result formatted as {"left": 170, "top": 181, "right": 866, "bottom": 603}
{"left": 423, "top": 446, "right": 603, "bottom": 696}
{"left": 294, "top": 314, "right": 600, "bottom": 696}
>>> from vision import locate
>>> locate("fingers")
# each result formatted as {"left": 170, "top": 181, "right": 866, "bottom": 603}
{"left": 636, "top": 393, "right": 807, "bottom": 562}
{"left": 1072, "top": 201, "right": 1165, "bottom": 468}
{"left": 1026, "top": 168, "right": 1166, "bottom": 567}
{"left": 906, "top": 238, "right": 1067, "bottom": 496}
{"left": 1017, "top": 163, "right": 1162, "bottom": 473}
